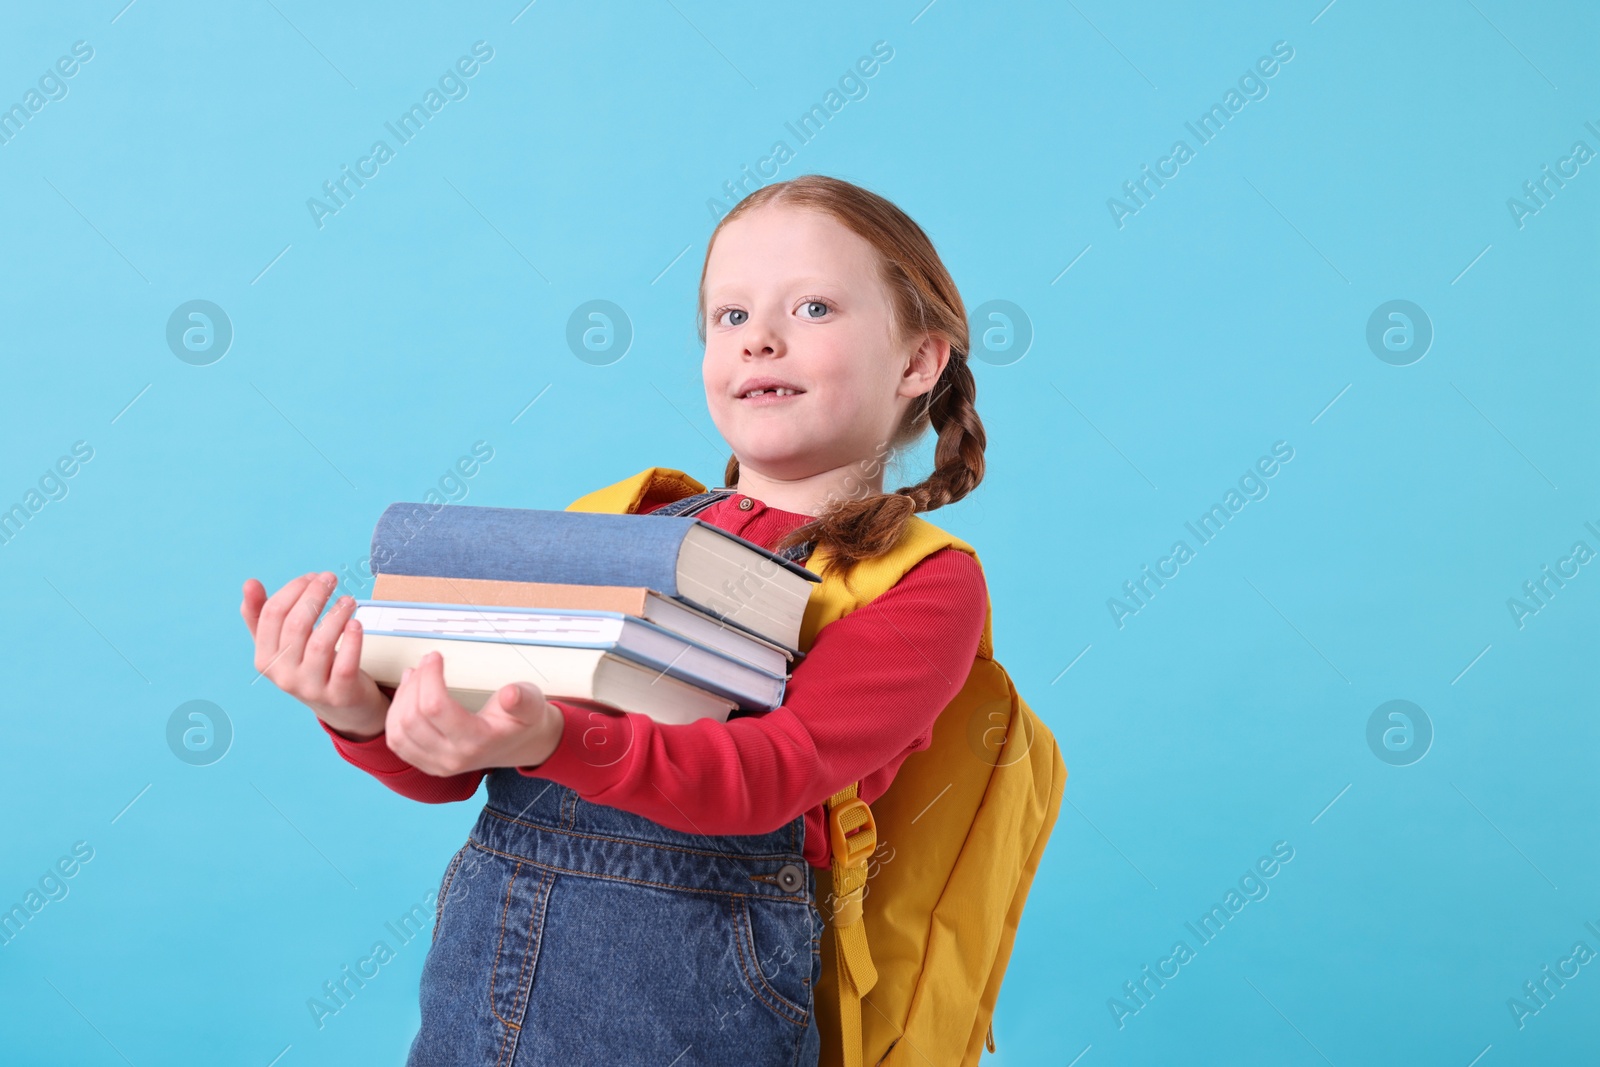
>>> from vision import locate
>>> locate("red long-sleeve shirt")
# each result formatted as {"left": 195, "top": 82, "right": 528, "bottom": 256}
{"left": 321, "top": 488, "right": 988, "bottom": 868}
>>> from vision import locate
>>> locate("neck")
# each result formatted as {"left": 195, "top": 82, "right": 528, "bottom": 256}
{"left": 732, "top": 458, "right": 886, "bottom": 517}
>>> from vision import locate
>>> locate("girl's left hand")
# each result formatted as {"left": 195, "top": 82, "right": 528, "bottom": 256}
{"left": 384, "top": 650, "right": 564, "bottom": 775}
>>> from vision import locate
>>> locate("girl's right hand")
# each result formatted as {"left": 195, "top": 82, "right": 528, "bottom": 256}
{"left": 240, "top": 571, "right": 390, "bottom": 742}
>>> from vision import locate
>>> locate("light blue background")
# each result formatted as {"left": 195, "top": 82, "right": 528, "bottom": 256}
{"left": 1, "top": 1, "right": 1595, "bottom": 1063}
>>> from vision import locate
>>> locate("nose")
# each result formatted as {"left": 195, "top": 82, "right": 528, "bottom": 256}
{"left": 740, "top": 313, "right": 784, "bottom": 358}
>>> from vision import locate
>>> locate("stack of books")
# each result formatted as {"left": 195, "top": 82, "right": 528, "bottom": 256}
{"left": 346, "top": 501, "right": 821, "bottom": 725}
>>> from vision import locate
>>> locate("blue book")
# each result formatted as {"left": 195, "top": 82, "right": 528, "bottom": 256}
{"left": 370, "top": 502, "right": 821, "bottom": 649}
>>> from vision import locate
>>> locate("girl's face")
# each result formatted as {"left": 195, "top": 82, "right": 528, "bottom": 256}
{"left": 701, "top": 203, "right": 931, "bottom": 485}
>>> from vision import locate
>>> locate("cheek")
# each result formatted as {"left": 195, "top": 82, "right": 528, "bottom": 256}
{"left": 810, "top": 336, "right": 870, "bottom": 388}
{"left": 702, "top": 348, "right": 732, "bottom": 397}
{"left": 836, "top": 355, "right": 894, "bottom": 413}
{"left": 703, "top": 335, "right": 737, "bottom": 373}
{"left": 701, "top": 352, "right": 740, "bottom": 429}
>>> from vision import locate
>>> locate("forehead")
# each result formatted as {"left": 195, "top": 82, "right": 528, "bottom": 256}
{"left": 704, "top": 203, "right": 882, "bottom": 296}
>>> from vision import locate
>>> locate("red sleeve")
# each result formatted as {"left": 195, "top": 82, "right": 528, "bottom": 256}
{"left": 318, "top": 718, "right": 487, "bottom": 804}
{"left": 517, "top": 547, "right": 988, "bottom": 836}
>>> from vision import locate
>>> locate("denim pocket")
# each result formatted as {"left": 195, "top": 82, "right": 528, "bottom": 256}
{"left": 731, "top": 894, "right": 814, "bottom": 1029}
{"left": 482, "top": 850, "right": 555, "bottom": 1032}
{"left": 409, "top": 844, "right": 555, "bottom": 1066}
{"left": 431, "top": 843, "right": 470, "bottom": 945}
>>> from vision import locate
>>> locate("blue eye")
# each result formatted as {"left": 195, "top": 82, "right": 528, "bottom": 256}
{"left": 716, "top": 307, "right": 747, "bottom": 326}
{"left": 801, "top": 300, "right": 830, "bottom": 319}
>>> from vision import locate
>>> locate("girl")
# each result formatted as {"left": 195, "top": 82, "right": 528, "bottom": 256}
{"left": 241, "top": 174, "right": 991, "bottom": 1065}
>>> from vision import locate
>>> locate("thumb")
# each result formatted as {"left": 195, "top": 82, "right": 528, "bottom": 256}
{"left": 487, "top": 681, "right": 548, "bottom": 724}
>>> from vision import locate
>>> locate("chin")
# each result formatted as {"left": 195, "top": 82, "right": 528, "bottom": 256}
{"left": 726, "top": 434, "right": 813, "bottom": 470}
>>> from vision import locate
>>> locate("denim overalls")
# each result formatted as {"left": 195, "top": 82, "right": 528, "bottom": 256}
{"left": 405, "top": 490, "right": 825, "bottom": 1067}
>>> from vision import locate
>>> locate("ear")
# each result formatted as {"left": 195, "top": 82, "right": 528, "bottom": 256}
{"left": 898, "top": 331, "right": 951, "bottom": 400}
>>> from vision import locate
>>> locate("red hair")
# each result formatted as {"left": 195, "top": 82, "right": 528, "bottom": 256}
{"left": 697, "top": 174, "right": 987, "bottom": 581}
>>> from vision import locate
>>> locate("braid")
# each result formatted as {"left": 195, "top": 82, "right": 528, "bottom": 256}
{"left": 896, "top": 355, "right": 985, "bottom": 514}
{"left": 727, "top": 350, "right": 986, "bottom": 587}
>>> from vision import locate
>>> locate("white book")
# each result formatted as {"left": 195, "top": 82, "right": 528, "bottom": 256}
{"left": 352, "top": 600, "right": 787, "bottom": 710}
{"left": 348, "top": 631, "right": 737, "bottom": 725}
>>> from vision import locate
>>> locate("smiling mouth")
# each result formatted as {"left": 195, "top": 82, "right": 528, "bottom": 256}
{"left": 739, "top": 387, "right": 804, "bottom": 399}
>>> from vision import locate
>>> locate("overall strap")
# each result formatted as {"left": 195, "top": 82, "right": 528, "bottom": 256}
{"left": 649, "top": 488, "right": 816, "bottom": 564}
{"left": 648, "top": 488, "right": 734, "bottom": 518}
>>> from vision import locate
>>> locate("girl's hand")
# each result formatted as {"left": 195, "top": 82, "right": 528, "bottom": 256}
{"left": 240, "top": 571, "right": 389, "bottom": 742}
{"left": 384, "top": 649, "right": 565, "bottom": 776}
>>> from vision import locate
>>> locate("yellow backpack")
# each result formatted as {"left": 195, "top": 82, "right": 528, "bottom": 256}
{"left": 567, "top": 466, "right": 1067, "bottom": 1066}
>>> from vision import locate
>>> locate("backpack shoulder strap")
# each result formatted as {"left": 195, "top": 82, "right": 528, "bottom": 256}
{"left": 803, "top": 513, "right": 993, "bottom": 660}
{"left": 564, "top": 466, "right": 706, "bottom": 514}
{"left": 825, "top": 778, "right": 879, "bottom": 1067}
{"left": 807, "top": 512, "right": 993, "bottom": 1067}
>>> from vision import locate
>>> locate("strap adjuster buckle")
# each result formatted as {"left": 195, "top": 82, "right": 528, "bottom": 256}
{"left": 828, "top": 796, "right": 877, "bottom": 869}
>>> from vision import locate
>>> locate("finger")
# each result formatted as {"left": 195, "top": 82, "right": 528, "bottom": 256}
{"left": 390, "top": 666, "right": 417, "bottom": 714}
{"left": 303, "top": 593, "right": 359, "bottom": 687}
{"left": 406, "top": 652, "right": 478, "bottom": 773}
{"left": 465, "top": 682, "right": 516, "bottom": 734}
{"left": 326, "top": 613, "right": 367, "bottom": 697}
{"left": 240, "top": 578, "right": 268, "bottom": 638}
{"left": 414, "top": 651, "right": 476, "bottom": 740}
{"left": 277, "top": 572, "right": 338, "bottom": 675}
{"left": 255, "top": 573, "right": 318, "bottom": 666}
{"left": 479, "top": 681, "right": 547, "bottom": 731}
{"left": 384, "top": 665, "right": 426, "bottom": 764}
{"left": 389, "top": 656, "right": 456, "bottom": 763}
